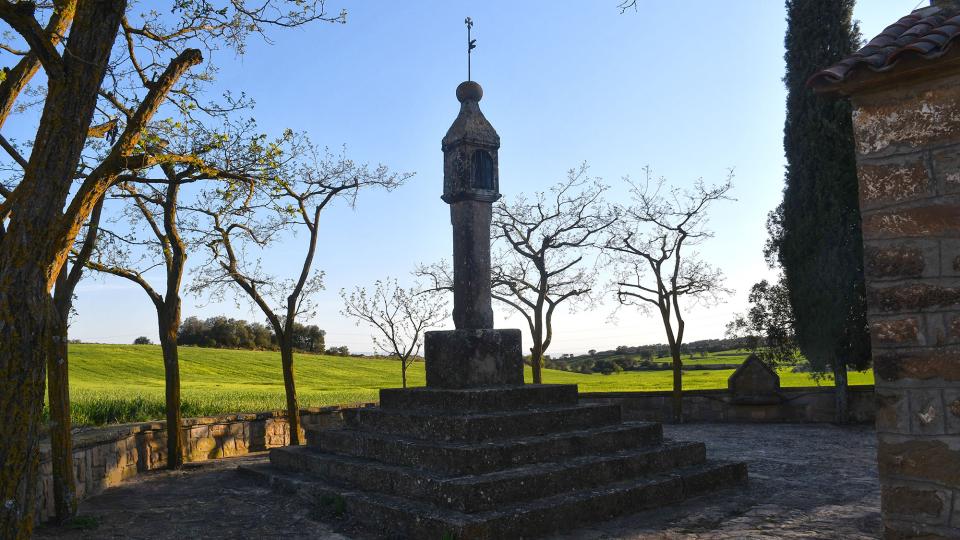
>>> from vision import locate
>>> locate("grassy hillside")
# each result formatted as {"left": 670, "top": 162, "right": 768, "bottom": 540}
{"left": 61, "top": 343, "right": 874, "bottom": 425}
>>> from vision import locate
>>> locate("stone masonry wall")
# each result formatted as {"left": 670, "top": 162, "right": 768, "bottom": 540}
{"left": 581, "top": 385, "right": 876, "bottom": 424}
{"left": 851, "top": 73, "right": 960, "bottom": 538}
{"left": 34, "top": 404, "right": 371, "bottom": 524}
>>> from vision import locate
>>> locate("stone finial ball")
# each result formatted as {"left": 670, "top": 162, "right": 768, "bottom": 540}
{"left": 456, "top": 81, "right": 483, "bottom": 102}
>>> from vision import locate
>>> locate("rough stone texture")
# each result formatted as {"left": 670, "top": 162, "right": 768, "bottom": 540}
{"left": 257, "top": 385, "right": 747, "bottom": 538}
{"left": 727, "top": 355, "right": 782, "bottom": 404}
{"left": 448, "top": 200, "right": 495, "bottom": 329}
{"left": 424, "top": 328, "right": 523, "bottom": 388}
{"left": 849, "top": 69, "right": 960, "bottom": 537}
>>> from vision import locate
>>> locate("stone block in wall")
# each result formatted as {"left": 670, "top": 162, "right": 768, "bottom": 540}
{"left": 857, "top": 159, "right": 932, "bottom": 207}
{"left": 852, "top": 83, "right": 960, "bottom": 157}
{"left": 861, "top": 203, "right": 960, "bottom": 240}
{"left": 943, "top": 239, "right": 960, "bottom": 280}
{"left": 909, "top": 388, "right": 947, "bottom": 436}
{"left": 882, "top": 484, "right": 950, "bottom": 525}
{"left": 864, "top": 240, "right": 938, "bottom": 280}
{"left": 944, "top": 388, "right": 960, "bottom": 434}
{"left": 871, "top": 317, "right": 922, "bottom": 347}
{"left": 874, "top": 349, "right": 960, "bottom": 383}
{"left": 932, "top": 145, "right": 960, "bottom": 194}
{"left": 878, "top": 436, "right": 960, "bottom": 489}
{"left": 877, "top": 390, "right": 911, "bottom": 434}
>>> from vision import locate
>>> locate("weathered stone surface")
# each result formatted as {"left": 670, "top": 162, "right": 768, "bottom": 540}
{"left": 864, "top": 244, "right": 926, "bottom": 279}
{"left": 871, "top": 317, "right": 921, "bottom": 346}
{"left": 874, "top": 349, "right": 960, "bottom": 382}
{"left": 868, "top": 283, "right": 960, "bottom": 313}
{"left": 424, "top": 328, "right": 523, "bottom": 388}
{"left": 852, "top": 82, "right": 960, "bottom": 157}
{"left": 379, "top": 384, "right": 578, "bottom": 412}
{"left": 448, "top": 200, "right": 496, "bottom": 329}
{"left": 932, "top": 145, "right": 960, "bottom": 194}
{"left": 350, "top": 402, "right": 621, "bottom": 442}
{"left": 858, "top": 160, "right": 930, "bottom": 206}
{"left": 727, "top": 354, "right": 781, "bottom": 404}
{"left": 882, "top": 486, "right": 945, "bottom": 519}
{"left": 861, "top": 204, "right": 960, "bottom": 239}
{"left": 311, "top": 421, "right": 664, "bottom": 475}
{"left": 878, "top": 438, "right": 960, "bottom": 488}
{"left": 876, "top": 390, "right": 910, "bottom": 434}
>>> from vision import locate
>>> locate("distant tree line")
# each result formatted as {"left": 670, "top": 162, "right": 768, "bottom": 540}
{"left": 177, "top": 316, "right": 326, "bottom": 353}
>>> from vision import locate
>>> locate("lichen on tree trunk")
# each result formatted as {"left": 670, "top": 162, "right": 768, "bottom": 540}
{"left": 47, "top": 297, "right": 77, "bottom": 523}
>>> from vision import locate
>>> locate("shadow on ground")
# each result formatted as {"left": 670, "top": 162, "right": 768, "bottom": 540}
{"left": 35, "top": 423, "right": 880, "bottom": 539}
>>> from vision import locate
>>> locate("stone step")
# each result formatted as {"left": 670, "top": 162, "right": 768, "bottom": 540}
{"left": 348, "top": 402, "right": 622, "bottom": 442}
{"left": 271, "top": 439, "right": 707, "bottom": 513}
{"left": 378, "top": 383, "right": 579, "bottom": 413}
{"left": 308, "top": 421, "right": 663, "bottom": 475}
{"left": 242, "top": 459, "right": 748, "bottom": 539}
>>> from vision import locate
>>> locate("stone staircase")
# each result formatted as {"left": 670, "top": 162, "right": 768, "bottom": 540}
{"left": 243, "top": 384, "right": 747, "bottom": 539}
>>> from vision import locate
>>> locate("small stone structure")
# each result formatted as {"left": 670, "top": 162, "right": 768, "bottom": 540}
{"left": 249, "top": 81, "right": 746, "bottom": 538}
{"left": 728, "top": 354, "right": 783, "bottom": 405}
{"left": 811, "top": 2, "right": 960, "bottom": 537}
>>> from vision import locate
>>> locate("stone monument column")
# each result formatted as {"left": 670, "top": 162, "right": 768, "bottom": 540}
{"left": 424, "top": 80, "right": 524, "bottom": 388}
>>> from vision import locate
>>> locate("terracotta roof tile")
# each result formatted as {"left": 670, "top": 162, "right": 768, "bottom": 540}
{"left": 809, "top": 6, "right": 960, "bottom": 89}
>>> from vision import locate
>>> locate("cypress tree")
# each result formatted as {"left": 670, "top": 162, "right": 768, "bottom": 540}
{"left": 770, "top": 0, "right": 871, "bottom": 422}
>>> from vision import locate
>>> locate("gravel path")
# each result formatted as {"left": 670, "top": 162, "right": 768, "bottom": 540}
{"left": 34, "top": 423, "right": 880, "bottom": 539}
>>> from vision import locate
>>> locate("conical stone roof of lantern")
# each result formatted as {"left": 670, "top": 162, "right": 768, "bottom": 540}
{"left": 442, "top": 81, "right": 500, "bottom": 151}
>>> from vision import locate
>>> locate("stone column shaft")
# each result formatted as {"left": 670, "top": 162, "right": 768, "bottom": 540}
{"left": 450, "top": 200, "right": 494, "bottom": 329}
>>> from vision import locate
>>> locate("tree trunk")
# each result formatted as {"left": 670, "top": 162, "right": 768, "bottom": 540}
{"left": 0, "top": 3, "right": 124, "bottom": 533}
{"left": 833, "top": 361, "right": 849, "bottom": 424}
{"left": 48, "top": 290, "right": 77, "bottom": 523}
{"left": 158, "top": 319, "right": 183, "bottom": 469}
{"left": 670, "top": 347, "right": 683, "bottom": 423}
{"left": 0, "top": 281, "right": 57, "bottom": 537}
{"left": 530, "top": 344, "right": 544, "bottom": 384}
{"left": 280, "top": 343, "right": 302, "bottom": 445}
{"left": 401, "top": 359, "right": 408, "bottom": 389}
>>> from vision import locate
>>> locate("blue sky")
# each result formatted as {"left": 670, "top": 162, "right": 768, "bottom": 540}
{"left": 60, "top": 0, "right": 923, "bottom": 354}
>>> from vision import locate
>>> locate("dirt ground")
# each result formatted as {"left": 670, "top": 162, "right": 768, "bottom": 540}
{"left": 34, "top": 423, "right": 880, "bottom": 539}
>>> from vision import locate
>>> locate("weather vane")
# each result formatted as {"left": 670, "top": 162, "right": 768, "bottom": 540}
{"left": 465, "top": 17, "right": 476, "bottom": 81}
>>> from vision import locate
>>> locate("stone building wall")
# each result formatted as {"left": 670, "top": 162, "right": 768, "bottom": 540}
{"left": 34, "top": 404, "right": 371, "bottom": 524}
{"left": 850, "top": 72, "right": 960, "bottom": 538}
{"left": 582, "top": 385, "right": 876, "bottom": 424}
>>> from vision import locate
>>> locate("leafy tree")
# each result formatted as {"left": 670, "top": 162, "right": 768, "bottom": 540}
{"left": 87, "top": 121, "right": 279, "bottom": 469}
{"left": 726, "top": 276, "right": 800, "bottom": 367}
{"left": 0, "top": 1, "right": 344, "bottom": 532}
{"left": 604, "top": 167, "right": 733, "bottom": 422}
{"left": 341, "top": 278, "right": 448, "bottom": 388}
{"left": 768, "top": 0, "right": 869, "bottom": 422}
{"left": 133, "top": 336, "right": 153, "bottom": 345}
{"left": 193, "top": 142, "right": 408, "bottom": 444}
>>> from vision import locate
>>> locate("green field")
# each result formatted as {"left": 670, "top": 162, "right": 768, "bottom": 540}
{"left": 60, "top": 343, "right": 875, "bottom": 426}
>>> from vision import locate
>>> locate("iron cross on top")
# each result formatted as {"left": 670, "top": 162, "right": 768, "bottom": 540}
{"left": 465, "top": 17, "right": 476, "bottom": 81}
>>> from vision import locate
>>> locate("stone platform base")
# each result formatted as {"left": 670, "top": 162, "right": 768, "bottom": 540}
{"left": 243, "top": 384, "right": 747, "bottom": 538}
{"left": 424, "top": 328, "right": 523, "bottom": 388}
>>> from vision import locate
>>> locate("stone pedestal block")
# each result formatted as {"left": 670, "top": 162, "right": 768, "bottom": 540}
{"left": 424, "top": 328, "right": 523, "bottom": 388}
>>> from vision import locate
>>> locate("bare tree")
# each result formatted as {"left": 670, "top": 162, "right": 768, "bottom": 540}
{"left": 0, "top": 2, "right": 344, "bottom": 533}
{"left": 491, "top": 166, "right": 615, "bottom": 383}
{"left": 193, "top": 143, "right": 409, "bottom": 444}
{"left": 341, "top": 279, "right": 448, "bottom": 388}
{"left": 604, "top": 167, "right": 733, "bottom": 422}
